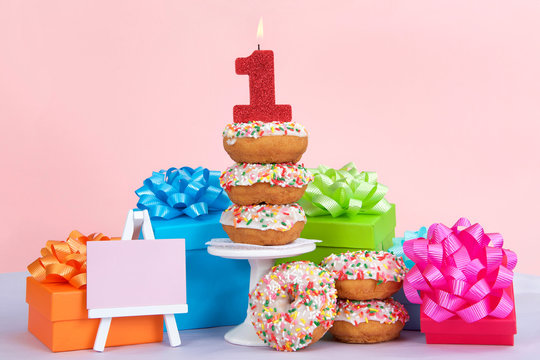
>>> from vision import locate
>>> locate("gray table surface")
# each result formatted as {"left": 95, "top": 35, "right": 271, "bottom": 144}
{"left": 1, "top": 271, "right": 539, "bottom": 359}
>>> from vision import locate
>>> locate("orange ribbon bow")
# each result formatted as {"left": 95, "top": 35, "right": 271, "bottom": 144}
{"left": 27, "top": 230, "right": 117, "bottom": 289}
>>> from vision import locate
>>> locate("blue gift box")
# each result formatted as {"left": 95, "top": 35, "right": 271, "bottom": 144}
{"left": 393, "top": 288, "right": 421, "bottom": 331}
{"left": 150, "top": 212, "right": 249, "bottom": 330}
{"left": 388, "top": 227, "right": 427, "bottom": 331}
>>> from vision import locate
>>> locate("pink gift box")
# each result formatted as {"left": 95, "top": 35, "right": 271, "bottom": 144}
{"left": 420, "top": 285, "right": 516, "bottom": 345}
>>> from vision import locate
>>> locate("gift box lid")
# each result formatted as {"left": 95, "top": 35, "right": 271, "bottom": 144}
{"left": 301, "top": 204, "right": 396, "bottom": 248}
{"left": 150, "top": 212, "right": 226, "bottom": 250}
{"left": 26, "top": 277, "right": 88, "bottom": 322}
{"left": 420, "top": 285, "right": 517, "bottom": 336}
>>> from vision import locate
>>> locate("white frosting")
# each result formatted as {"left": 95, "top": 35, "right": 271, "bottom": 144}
{"left": 220, "top": 163, "right": 313, "bottom": 190}
{"left": 335, "top": 298, "right": 409, "bottom": 325}
{"left": 320, "top": 251, "right": 408, "bottom": 282}
{"left": 249, "top": 261, "right": 337, "bottom": 351}
{"left": 220, "top": 203, "right": 306, "bottom": 231}
{"left": 223, "top": 121, "right": 308, "bottom": 145}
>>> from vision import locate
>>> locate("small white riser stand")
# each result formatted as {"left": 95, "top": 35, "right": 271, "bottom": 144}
{"left": 207, "top": 239, "right": 316, "bottom": 346}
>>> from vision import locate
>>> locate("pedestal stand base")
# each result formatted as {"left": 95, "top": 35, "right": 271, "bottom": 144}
{"left": 224, "top": 318, "right": 265, "bottom": 346}
{"left": 207, "top": 238, "right": 317, "bottom": 347}
{"left": 224, "top": 257, "right": 273, "bottom": 346}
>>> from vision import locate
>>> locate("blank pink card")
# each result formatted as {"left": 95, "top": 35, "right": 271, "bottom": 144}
{"left": 86, "top": 239, "right": 186, "bottom": 310}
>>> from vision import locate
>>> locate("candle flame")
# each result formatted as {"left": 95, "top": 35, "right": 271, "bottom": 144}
{"left": 257, "top": 17, "right": 263, "bottom": 43}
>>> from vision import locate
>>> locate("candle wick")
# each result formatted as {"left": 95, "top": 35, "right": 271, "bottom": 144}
{"left": 258, "top": 44, "right": 260, "bottom": 51}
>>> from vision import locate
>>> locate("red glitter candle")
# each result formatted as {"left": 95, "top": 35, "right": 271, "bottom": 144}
{"left": 233, "top": 50, "right": 292, "bottom": 123}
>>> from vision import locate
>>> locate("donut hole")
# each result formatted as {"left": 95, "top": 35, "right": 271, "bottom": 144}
{"left": 273, "top": 286, "right": 298, "bottom": 313}
{"left": 274, "top": 294, "right": 294, "bottom": 313}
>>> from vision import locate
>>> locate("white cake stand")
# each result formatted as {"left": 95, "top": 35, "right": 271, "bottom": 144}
{"left": 206, "top": 238, "right": 317, "bottom": 347}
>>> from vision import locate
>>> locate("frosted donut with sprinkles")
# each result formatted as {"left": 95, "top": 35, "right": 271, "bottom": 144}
{"left": 335, "top": 298, "right": 409, "bottom": 326}
{"left": 320, "top": 251, "right": 408, "bottom": 300}
{"left": 249, "top": 261, "right": 337, "bottom": 351}
{"left": 220, "top": 163, "right": 313, "bottom": 205}
{"left": 222, "top": 121, "right": 308, "bottom": 164}
{"left": 220, "top": 203, "right": 306, "bottom": 245}
{"left": 330, "top": 298, "right": 409, "bottom": 343}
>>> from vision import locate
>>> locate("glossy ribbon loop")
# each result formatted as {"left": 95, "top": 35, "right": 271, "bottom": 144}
{"left": 389, "top": 227, "right": 427, "bottom": 269}
{"left": 298, "top": 162, "right": 391, "bottom": 217}
{"left": 27, "top": 231, "right": 115, "bottom": 289}
{"left": 136, "top": 166, "right": 231, "bottom": 220}
{"left": 403, "top": 218, "right": 517, "bottom": 323}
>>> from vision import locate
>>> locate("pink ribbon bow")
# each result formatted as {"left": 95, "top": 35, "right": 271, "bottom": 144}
{"left": 403, "top": 218, "right": 517, "bottom": 323}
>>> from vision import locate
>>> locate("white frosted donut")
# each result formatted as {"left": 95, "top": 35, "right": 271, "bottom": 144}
{"left": 320, "top": 250, "right": 408, "bottom": 282}
{"left": 219, "top": 163, "right": 313, "bottom": 191}
{"left": 222, "top": 121, "right": 308, "bottom": 145}
{"left": 335, "top": 298, "right": 409, "bottom": 325}
{"left": 249, "top": 261, "right": 337, "bottom": 351}
{"left": 220, "top": 203, "right": 306, "bottom": 231}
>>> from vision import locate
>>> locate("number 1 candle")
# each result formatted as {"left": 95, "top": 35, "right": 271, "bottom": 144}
{"left": 233, "top": 19, "right": 292, "bottom": 123}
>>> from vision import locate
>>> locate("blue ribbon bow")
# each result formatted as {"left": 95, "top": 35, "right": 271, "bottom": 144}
{"left": 135, "top": 166, "right": 231, "bottom": 220}
{"left": 388, "top": 227, "right": 428, "bottom": 270}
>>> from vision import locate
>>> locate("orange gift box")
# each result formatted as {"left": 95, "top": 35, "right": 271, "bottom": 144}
{"left": 26, "top": 277, "right": 164, "bottom": 352}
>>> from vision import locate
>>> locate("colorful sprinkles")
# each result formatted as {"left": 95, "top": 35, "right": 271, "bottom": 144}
{"left": 220, "top": 163, "right": 313, "bottom": 191}
{"left": 223, "top": 121, "right": 307, "bottom": 144}
{"left": 335, "top": 298, "right": 409, "bottom": 325}
{"left": 320, "top": 251, "right": 408, "bottom": 282}
{"left": 249, "top": 261, "right": 337, "bottom": 352}
{"left": 220, "top": 203, "right": 306, "bottom": 231}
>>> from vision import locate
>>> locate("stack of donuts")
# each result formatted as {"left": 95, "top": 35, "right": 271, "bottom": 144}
{"left": 321, "top": 250, "right": 410, "bottom": 343}
{"left": 246, "top": 251, "right": 409, "bottom": 352}
{"left": 219, "top": 120, "right": 313, "bottom": 245}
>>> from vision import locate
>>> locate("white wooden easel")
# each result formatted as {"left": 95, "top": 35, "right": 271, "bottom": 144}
{"left": 90, "top": 209, "right": 184, "bottom": 352}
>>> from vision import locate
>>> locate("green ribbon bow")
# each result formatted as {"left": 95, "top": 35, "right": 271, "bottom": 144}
{"left": 298, "top": 162, "right": 391, "bottom": 217}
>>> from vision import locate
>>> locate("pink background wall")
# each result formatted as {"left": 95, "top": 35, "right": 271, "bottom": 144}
{"left": 1, "top": 1, "right": 539, "bottom": 274}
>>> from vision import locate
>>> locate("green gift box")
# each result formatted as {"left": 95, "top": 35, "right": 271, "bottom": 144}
{"left": 277, "top": 163, "right": 396, "bottom": 264}
{"left": 277, "top": 204, "right": 396, "bottom": 264}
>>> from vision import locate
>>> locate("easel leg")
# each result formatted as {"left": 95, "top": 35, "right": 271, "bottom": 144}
{"left": 164, "top": 314, "right": 181, "bottom": 347}
{"left": 93, "top": 317, "right": 112, "bottom": 352}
